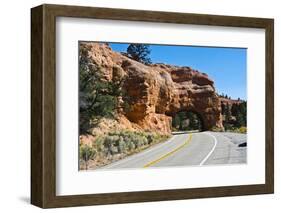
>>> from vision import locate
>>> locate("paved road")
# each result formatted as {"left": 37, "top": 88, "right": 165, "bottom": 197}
{"left": 100, "top": 131, "right": 247, "bottom": 170}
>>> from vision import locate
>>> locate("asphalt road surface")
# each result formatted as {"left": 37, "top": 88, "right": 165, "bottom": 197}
{"left": 101, "top": 131, "right": 247, "bottom": 170}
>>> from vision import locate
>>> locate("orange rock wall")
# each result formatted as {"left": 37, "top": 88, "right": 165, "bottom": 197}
{"left": 81, "top": 42, "right": 224, "bottom": 134}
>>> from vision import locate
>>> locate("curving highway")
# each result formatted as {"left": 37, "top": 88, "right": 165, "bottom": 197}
{"left": 100, "top": 131, "right": 247, "bottom": 170}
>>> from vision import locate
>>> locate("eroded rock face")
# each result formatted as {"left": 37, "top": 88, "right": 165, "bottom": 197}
{"left": 81, "top": 42, "right": 224, "bottom": 134}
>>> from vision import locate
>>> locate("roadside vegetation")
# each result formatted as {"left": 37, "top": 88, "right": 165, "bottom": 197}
{"left": 212, "top": 126, "right": 247, "bottom": 134}
{"left": 79, "top": 131, "right": 170, "bottom": 170}
{"left": 80, "top": 144, "right": 96, "bottom": 170}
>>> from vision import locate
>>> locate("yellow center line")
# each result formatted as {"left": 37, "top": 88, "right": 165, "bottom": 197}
{"left": 143, "top": 134, "right": 193, "bottom": 168}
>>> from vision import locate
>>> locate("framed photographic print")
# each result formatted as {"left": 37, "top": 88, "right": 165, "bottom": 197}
{"left": 31, "top": 4, "right": 274, "bottom": 208}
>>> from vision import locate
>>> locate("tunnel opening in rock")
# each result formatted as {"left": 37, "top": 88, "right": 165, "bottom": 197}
{"left": 171, "top": 111, "right": 205, "bottom": 132}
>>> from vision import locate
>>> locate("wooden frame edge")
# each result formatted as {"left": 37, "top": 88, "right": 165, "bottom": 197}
{"left": 31, "top": 5, "right": 44, "bottom": 207}
{"left": 265, "top": 19, "right": 274, "bottom": 194}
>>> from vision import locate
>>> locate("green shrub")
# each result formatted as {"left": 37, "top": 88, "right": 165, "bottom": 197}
{"left": 127, "top": 141, "right": 135, "bottom": 151}
{"left": 115, "top": 136, "right": 126, "bottom": 153}
{"left": 142, "top": 136, "right": 148, "bottom": 145}
{"left": 95, "top": 136, "right": 104, "bottom": 152}
{"left": 80, "top": 145, "right": 96, "bottom": 170}
{"left": 147, "top": 133, "right": 154, "bottom": 144}
{"left": 211, "top": 126, "right": 224, "bottom": 132}
{"left": 93, "top": 130, "right": 171, "bottom": 157}
{"left": 238, "top": 126, "right": 247, "bottom": 133}
{"left": 103, "top": 135, "right": 119, "bottom": 155}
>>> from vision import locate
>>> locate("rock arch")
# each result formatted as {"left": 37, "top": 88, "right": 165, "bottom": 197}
{"left": 81, "top": 42, "right": 224, "bottom": 135}
{"left": 122, "top": 61, "right": 224, "bottom": 133}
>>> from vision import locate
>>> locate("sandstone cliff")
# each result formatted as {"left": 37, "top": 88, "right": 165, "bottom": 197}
{"left": 80, "top": 42, "right": 224, "bottom": 135}
{"left": 220, "top": 97, "right": 243, "bottom": 106}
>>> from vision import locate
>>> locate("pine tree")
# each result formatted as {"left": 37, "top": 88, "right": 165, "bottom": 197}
{"left": 231, "top": 103, "right": 239, "bottom": 116}
{"left": 225, "top": 103, "right": 231, "bottom": 121}
{"left": 172, "top": 114, "right": 180, "bottom": 129}
{"left": 186, "top": 111, "right": 197, "bottom": 130}
{"left": 127, "top": 44, "right": 152, "bottom": 64}
{"left": 223, "top": 103, "right": 232, "bottom": 130}
{"left": 178, "top": 112, "right": 186, "bottom": 130}
{"left": 221, "top": 102, "right": 226, "bottom": 115}
{"left": 235, "top": 112, "right": 244, "bottom": 127}
{"left": 239, "top": 102, "right": 247, "bottom": 126}
{"left": 233, "top": 102, "right": 247, "bottom": 127}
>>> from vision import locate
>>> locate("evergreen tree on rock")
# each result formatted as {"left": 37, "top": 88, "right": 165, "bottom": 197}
{"left": 127, "top": 44, "right": 152, "bottom": 64}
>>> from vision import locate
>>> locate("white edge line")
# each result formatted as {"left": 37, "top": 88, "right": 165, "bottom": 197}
{"left": 199, "top": 132, "right": 217, "bottom": 166}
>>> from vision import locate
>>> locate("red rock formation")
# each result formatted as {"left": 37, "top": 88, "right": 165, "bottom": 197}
{"left": 80, "top": 42, "right": 224, "bottom": 134}
{"left": 220, "top": 97, "right": 244, "bottom": 106}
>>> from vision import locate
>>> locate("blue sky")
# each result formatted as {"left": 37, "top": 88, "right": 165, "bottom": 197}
{"left": 109, "top": 43, "right": 247, "bottom": 100}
